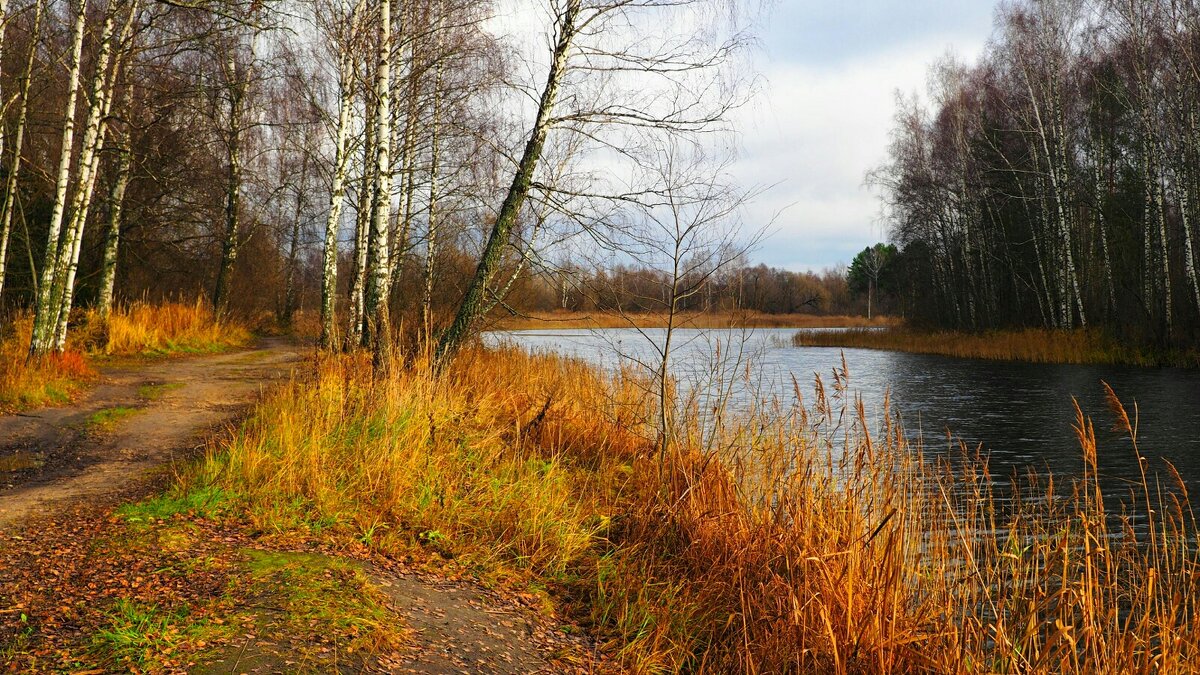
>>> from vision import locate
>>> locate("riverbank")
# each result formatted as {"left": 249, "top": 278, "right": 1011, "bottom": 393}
{"left": 5, "top": 344, "right": 1197, "bottom": 672}
{"left": 793, "top": 326, "right": 1200, "bottom": 367}
{"left": 493, "top": 309, "right": 897, "bottom": 330}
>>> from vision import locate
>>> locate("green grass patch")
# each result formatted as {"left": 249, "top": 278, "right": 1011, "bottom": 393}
{"left": 88, "top": 405, "right": 141, "bottom": 432}
{"left": 92, "top": 599, "right": 228, "bottom": 671}
{"left": 138, "top": 381, "right": 184, "bottom": 400}
{"left": 117, "top": 485, "right": 231, "bottom": 523}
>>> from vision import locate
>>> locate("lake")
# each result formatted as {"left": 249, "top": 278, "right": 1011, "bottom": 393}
{"left": 487, "top": 327, "right": 1200, "bottom": 498}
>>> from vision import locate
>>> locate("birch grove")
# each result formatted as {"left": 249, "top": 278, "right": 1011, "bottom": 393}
{"left": 874, "top": 0, "right": 1200, "bottom": 344}
{"left": 0, "top": 0, "right": 752, "bottom": 368}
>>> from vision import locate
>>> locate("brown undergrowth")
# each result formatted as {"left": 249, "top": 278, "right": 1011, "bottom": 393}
{"left": 184, "top": 346, "right": 1200, "bottom": 673}
{"left": 793, "top": 326, "right": 1200, "bottom": 367}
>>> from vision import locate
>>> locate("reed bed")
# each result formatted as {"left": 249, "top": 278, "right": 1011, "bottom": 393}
{"left": 792, "top": 327, "right": 1197, "bottom": 367}
{"left": 495, "top": 310, "right": 899, "bottom": 331}
{"left": 198, "top": 347, "right": 1200, "bottom": 673}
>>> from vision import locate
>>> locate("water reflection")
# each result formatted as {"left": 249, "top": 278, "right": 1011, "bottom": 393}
{"left": 486, "top": 328, "right": 1200, "bottom": 498}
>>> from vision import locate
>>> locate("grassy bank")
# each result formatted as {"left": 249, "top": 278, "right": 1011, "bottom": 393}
{"left": 0, "top": 301, "right": 251, "bottom": 413}
{"left": 793, "top": 326, "right": 1200, "bottom": 367}
{"left": 493, "top": 310, "right": 898, "bottom": 330}
{"left": 123, "top": 345, "right": 1200, "bottom": 673}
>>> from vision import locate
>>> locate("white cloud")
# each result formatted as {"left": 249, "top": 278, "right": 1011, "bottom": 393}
{"left": 731, "top": 36, "right": 986, "bottom": 270}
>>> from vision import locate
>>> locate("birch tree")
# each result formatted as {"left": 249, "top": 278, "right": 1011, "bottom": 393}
{"left": 29, "top": 0, "right": 88, "bottom": 356}
{"left": 362, "top": 0, "right": 393, "bottom": 367}
{"left": 434, "top": 0, "right": 751, "bottom": 365}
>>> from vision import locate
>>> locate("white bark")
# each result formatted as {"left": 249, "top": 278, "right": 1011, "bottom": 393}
{"left": 364, "top": 0, "right": 393, "bottom": 366}
{"left": 30, "top": 0, "right": 88, "bottom": 356}
{"left": 98, "top": 141, "right": 132, "bottom": 321}
{"left": 53, "top": 2, "right": 137, "bottom": 350}
{"left": 320, "top": 45, "right": 357, "bottom": 349}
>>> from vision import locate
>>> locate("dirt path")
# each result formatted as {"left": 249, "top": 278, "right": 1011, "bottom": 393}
{"left": 0, "top": 339, "right": 305, "bottom": 526}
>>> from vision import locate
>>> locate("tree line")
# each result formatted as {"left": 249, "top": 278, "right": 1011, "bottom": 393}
{"left": 0, "top": 0, "right": 753, "bottom": 366}
{"left": 875, "top": 0, "right": 1200, "bottom": 345}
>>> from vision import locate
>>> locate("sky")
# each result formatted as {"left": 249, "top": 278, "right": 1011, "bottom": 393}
{"left": 733, "top": 1, "right": 998, "bottom": 271}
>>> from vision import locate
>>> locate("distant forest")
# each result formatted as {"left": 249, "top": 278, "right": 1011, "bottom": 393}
{"left": 875, "top": 0, "right": 1200, "bottom": 344}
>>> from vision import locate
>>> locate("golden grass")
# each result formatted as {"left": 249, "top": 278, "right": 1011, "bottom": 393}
{"left": 793, "top": 327, "right": 1200, "bottom": 367}
{"left": 192, "top": 345, "right": 1200, "bottom": 673}
{"left": 494, "top": 310, "right": 899, "bottom": 331}
{"left": 0, "top": 301, "right": 251, "bottom": 413}
{"left": 100, "top": 300, "right": 251, "bottom": 356}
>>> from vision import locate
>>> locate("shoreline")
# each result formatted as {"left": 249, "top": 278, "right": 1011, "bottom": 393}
{"left": 490, "top": 310, "right": 899, "bottom": 331}
{"left": 792, "top": 327, "right": 1200, "bottom": 368}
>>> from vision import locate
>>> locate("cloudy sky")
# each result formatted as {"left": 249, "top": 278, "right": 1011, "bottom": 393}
{"left": 735, "top": 1, "right": 997, "bottom": 271}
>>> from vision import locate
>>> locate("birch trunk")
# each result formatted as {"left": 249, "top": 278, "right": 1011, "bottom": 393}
{"left": 364, "top": 0, "right": 393, "bottom": 368}
{"left": 0, "top": 0, "right": 9, "bottom": 296}
{"left": 212, "top": 37, "right": 253, "bottom": 319}
{"left": 98, "top": 142, "right": 132, "bottom": 322}
{"left": 0, "top": 0, "right": 43, "bottom": 301}
{"left": 30, "top": 0, "right": 88, "bottom": 357}
{"left": 423, "top": 11, "right": 444, "bottom": 344}
{"left": 436, "top": 0, "right": 581, "bottom": 364}
{"left": 347, "top": 89, "right": 375, "bottom": 350}
{"left": 281, "top": 154, "right": 309, "bottom": 325}
{"left": 52, "top": 2, "right": 137, "bottom": 350}
{"left": 320, "top": 50, "right": 357, "bottom": 349}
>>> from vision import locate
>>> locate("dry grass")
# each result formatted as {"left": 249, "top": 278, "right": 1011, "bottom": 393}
{"left": 0, "top": 315, "right": 94, "bottom": 413}
{"left": 193, "top": 345, "right": 1200, "bottom": 673}
{"left": 792, "top": 327, "right": 1199, "bottom": 367}
{"left": 0, "top": 301, "right": 250, "bottom": 413}
{"left": 100, "top": 300, "right": 251, "bottom": 356}
{"left": 494, "top": 310, "right": 899, "bottom": 331}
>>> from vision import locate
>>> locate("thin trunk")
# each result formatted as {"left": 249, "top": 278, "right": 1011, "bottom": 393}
{"left": 213, "top": 39, "right": 252, "bottom": 319}
{"left": 320, "top": 46, "right": 357, "bottom": 349}
{"left": 347, "top": 88, "right": 375, "bottom": 350}
{"left": 436, "top": 0, "right": 581, "bottom": 364}
{"left": 30, "top": 0, "right": 87, "bottom": 357}
{"left": 98, "top": 142, "right": 132, "bottom": 322}
{"left": 0, "top": 0, "right": 43, "bottom": 301}
{"left": 423, "top": 18, "right": 444, "bottom": 345}
{"left": 281, "top": 154, "right": 309, "bottom": 325}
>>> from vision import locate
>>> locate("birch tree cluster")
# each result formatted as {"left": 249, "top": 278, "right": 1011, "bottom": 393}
{"left": 876, "top": 0, "right": 1200, "bottom": 344}
{"left": 0, "top": 0, "right": 751, "bottom": 364}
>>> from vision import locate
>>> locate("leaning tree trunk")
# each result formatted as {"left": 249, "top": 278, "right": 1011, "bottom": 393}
{"left": 0, "top": 0, "right": 43, "bottom": 301}
{"left": 363, "top": 0, "right": 393, "bottom": 369}
{"left": 435, "top": 0, "right": 581, "bottom": 364}
{"left": 30, "top": 0, "right": 88, "bottom": 357}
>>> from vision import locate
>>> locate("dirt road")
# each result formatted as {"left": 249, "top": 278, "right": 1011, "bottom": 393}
{"left": 0, "top": 339, "right": 305, "bottom": 526}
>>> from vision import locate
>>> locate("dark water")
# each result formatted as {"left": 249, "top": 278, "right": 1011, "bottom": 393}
{"left": 487, "top": 327, "right": 1200, "bottom": 498}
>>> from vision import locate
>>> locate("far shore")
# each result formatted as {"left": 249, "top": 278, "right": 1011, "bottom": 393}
{"left": 490, "top": 311, "right": 900, "bottom": 331}
{"left": 793, "top": 327, "right": 1200, "bottom": 368}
